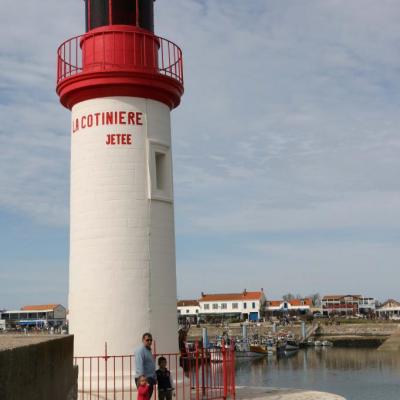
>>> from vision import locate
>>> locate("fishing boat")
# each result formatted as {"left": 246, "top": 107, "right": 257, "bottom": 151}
{"left": 285, "top": 339, "right": 300, "bottom": 352}
{"left": 249, "top": 344, "right": 270, "bottom": 354}
{"left": 235, "top": 341, "right": 265, "bottom": 359}
{"left": 285, "top": 334, "right": 300, "bottom": 352}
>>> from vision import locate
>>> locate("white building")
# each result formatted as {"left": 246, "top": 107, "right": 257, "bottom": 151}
{"left": 177, "top": 300, "right": 200, "bottom": 323}
{"left": 322, "top": 295, "right": 361, "bottom": 316}
{"left": 322, "top": 294, "right": 376, "bottom": 316}
{"left": 265, "top": 298, "right": 312, "bottom": 315}
{"left": 358, "top": 297, "right": 376, "bottom": 314}
{"left": 198, "top": 290, "right": 266, "bottom": 322}
{"left": 1, "top": 304, "right": 67, "bottom": 328}
{"left": 177, "top": 300, "right": 200, "bottom": 316}
{"left": 376, "top": 299, "right": 400, "bottom": 319}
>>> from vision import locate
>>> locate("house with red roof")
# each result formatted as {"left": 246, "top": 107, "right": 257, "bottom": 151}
{"left": 322, "top": 295, "right": 362, "bottom": 316}
{"left": 265, "top": 298, "right": 313, "bottom": 315}
{"left": 1, "top": 304, "right": 67, "bottom": 328}
{"left": 198, "top": 289, "right": 266, "bottom": 322}
{"left": 177, "top": 300, "right": 200, "bottom": 324}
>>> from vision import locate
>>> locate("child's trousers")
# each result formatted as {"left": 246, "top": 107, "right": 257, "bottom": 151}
{"left": 158, "top": 390, "right": 173, "bottom": 400}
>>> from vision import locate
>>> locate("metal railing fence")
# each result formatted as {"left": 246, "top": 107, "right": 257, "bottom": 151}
{"left": 57, "top": 29, "right": 183, "bottom": 86}
{"left": 73, "top": 341, "right": 235, "bottom": 400}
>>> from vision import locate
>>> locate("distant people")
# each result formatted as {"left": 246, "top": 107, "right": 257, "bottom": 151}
{"left": 156, "top": 356, "right": 174, "bottom": 400}
{"left": 135, "top": 333, "right": 156, "bottom": 398}
{"left": 137, "top": 375, "right": 151, "bottom": 400}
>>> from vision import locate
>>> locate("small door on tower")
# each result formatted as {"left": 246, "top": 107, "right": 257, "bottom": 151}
{"left": 84, "top": 0, "right": 155, "bottom": 32}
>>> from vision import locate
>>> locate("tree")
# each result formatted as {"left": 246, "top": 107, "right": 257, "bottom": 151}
{"left": 308, "top": 293, "right": 321, "bottom": 307}
{"left": 282, "top": 293, "right": 295, "bottom": 301}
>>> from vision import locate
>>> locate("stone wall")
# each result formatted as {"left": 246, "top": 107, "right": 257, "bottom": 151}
{"left": 317, "top": 323, "right": 399, "bottom": 337}
{"left": 0, "top": 335, "right": 77, "bottom": 400}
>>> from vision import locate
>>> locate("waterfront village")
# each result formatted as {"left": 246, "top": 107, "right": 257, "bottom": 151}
{"left": 1, "top": 290, "right": 400, "bottom": 333}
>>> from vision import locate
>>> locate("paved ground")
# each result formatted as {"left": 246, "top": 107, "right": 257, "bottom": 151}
{"left": 0, "top": 334, "right": 65, "bottom": 350}
{"left": 74, "top": 386, "right": 345, "bottom": 400}
{"left": 236, "top": 387, "right": 346, "bottom": 400}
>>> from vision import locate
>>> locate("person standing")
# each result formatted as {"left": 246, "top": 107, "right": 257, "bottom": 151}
{"left": 156, "top": 356, "right": 174, "bottom": 400}
{"left": 137, "top": 375, "right": 151, "bottom": 400}
{"left": 135, "top": 333, "right": 156, "bottom": 398}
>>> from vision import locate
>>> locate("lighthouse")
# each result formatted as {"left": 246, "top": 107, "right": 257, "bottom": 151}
{"left": 56, "top": 0, "right": 183, "bottom": 357}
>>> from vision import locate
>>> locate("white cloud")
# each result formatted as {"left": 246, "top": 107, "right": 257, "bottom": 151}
{"left": 1, "top": 0, "right": 400, "bottom": 298}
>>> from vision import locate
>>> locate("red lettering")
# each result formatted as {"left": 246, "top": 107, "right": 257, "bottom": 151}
{"left": 72, "top": 118, "right": 79, "bottom": 133}
{"left": 94, "top": 113, "right": 100, "bottom": 126}
{"left": 119, "top": 111, "right": 126, "bottom": 125}
{"left": 87, "top": 114, "right": 93, "bottom": 127}
{"left": 128, "top": 112, "right": 135, "bottom": 125}
{"left": 75, "top": 111, "right": 144, "bottom": 134}
{"left": 105, "top": 133, "right": 132, "bottom": 145}
{"left": 106, "top": 112, "right": 113, "bottom": 125}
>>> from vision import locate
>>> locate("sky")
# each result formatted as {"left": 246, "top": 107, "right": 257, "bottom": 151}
{"left": 1, "top": 0, "right": 400, "bottom": 309}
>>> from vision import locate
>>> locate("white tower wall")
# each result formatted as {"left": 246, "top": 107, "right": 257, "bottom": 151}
{"left": 69, "top": 96, "right": 178, "bottom": 356}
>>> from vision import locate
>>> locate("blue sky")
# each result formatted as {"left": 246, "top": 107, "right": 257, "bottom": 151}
{"left": 1, "top": 0, "right": 400, "bottom": 309}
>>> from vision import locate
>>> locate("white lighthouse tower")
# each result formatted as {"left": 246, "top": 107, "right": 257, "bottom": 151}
{"left": 56, "top": 0, "right": 183, "bottom": 357}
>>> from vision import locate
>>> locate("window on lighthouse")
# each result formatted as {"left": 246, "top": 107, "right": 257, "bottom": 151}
{"left": 88, "top": 0, "right": 109, "bottom": 30}
{"left": 112, "top": 0, "right": 136, "bottom": 25}
{"left": 155, "top": 152, "right": 166, "bottom": 191}
{"left": 148, "top": 142, "right": 173, "bottom": 202}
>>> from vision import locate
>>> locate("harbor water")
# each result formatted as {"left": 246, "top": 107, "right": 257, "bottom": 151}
{"left": 235, "top": 348, "right": 400, "bottom": 400}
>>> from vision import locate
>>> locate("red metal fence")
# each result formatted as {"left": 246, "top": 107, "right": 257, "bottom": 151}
{"left": 74, "top": 342, "right": 235, "bottom": 400}
{"left": 57, "top": 29, "right": 184, "bottom": 86}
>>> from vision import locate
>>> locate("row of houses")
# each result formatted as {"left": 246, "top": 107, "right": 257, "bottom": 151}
{"left": 178, "top": 290, "right": 400, "bottom": 322}
{"left": 178, "top": 290, "right": 266, "bottom": 323}
{"left": 177, "top": 290, "right": 317, "bottom": 323}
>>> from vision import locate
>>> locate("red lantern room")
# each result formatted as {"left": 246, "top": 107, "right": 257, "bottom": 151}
{"left": 56, "top": 0, "right": 184, "bottom": 109}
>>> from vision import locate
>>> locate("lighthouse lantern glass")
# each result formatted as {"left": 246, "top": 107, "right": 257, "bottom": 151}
{"left": 85, "top": 0, "right": 154, "bottom": 32}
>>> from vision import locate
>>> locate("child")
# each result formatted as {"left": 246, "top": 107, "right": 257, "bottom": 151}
{"left": 137, "top": 375, "right": 150, "bottom": 400}
{"left": 156, "top": 357, "right": 174, "bottom": 400}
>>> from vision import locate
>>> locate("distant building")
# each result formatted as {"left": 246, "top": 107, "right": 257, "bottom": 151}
{"left": 177, "top": 300, "right": 200, "bottom": 324}
{"left": 322, "top": 295, "right": 362, "bottom": 316}
{"left": 265, "top": 298, "right": 313, "bottom": 316}
{"left": 322, "top": 295, "right": 376, "bottom": 316}
{"left": 376, "top": 299, "right": 400, "bottom": 319}
{"left": 198, "top": 289, "right": 266, "bottom": 322}
{"left": 1, "top": 304, "right": 67, "bottom": 328}
{"left": 358, "top": 297, "right": 376, "bottom": 315}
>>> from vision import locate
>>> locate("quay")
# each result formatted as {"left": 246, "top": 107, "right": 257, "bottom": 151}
{"left": 378, "top": 326, "right": 400, "bottom": 351}
{"left": 187, "top": 321, "right": 400, "bottom": 347}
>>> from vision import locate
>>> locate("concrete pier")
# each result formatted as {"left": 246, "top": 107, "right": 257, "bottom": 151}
{"left": 236, "top": 387, "right": 345, "bottom": 400}
{"left": 378, "top": 326, "right": 400, "bottom": 351}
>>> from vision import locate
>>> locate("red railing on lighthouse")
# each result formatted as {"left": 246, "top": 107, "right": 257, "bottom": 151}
{"left": 73, "top": 340, "right": 235, "bottom": 400}
{"left": 57, "top": 29, "right": 184, "bottom": 86}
